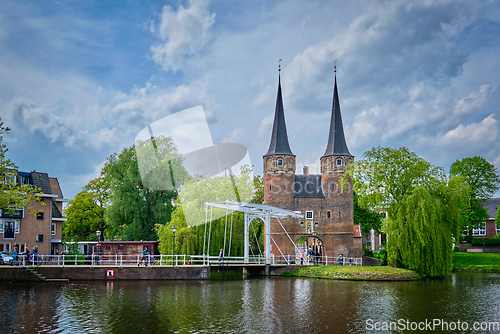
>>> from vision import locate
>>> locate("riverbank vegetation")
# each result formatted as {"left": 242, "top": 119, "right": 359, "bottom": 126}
{"left": 453, "top": 253, "right": 500, "bottom": 272}
{"left": 292, "top": 265, "right": 419, "bottom": 281}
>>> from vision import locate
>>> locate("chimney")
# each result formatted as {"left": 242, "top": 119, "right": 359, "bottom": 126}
{"left": 303, "top": 166, "right": 309, "bottom": 175}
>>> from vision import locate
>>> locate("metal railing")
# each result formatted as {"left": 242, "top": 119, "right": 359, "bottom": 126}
{"left": 13, "top": 254, "right": 362, "bottom": 267}
{"left": 273, "top": 255, "right": 362, "bottom": 266}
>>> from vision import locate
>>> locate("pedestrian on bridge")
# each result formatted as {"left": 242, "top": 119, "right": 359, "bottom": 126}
{"left": 219, "top": 249, "right": 224, "bottom": 266}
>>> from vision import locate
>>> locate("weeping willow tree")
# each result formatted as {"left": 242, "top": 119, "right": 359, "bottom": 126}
{"left": 349, "top": 146, "right": 469, "bottom": 276}
{"left": 387, "top": 177, "right": 467, "bottom": 276}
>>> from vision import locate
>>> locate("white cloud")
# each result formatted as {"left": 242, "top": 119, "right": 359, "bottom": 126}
{"left": 258, "top": 115, "right": 274, "bottom": 136}
{"left": 222, "top": 128, "right": 245, "bottom": 144}
{"left": 453, "top": 84, "right": 492, "bottom": 116}
{"left": 2, "top": 98, "right": 119, "bottom": 149}
{"left": 150, "top": 0, "right": 215, "bottom": 72}
{"left": 442, "top": 114, "right": 497, "bottom": 146}
{"left": 283, "top": 0, "right": 477, "bottom": 110}
{"left": 110, "top": 78, "right": 216, "bottom": 133}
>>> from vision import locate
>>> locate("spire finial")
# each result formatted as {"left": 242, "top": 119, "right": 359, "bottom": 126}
{"left": 334, "top": 59, "right": 337, "bottom": 77}
{"left": 278, "top": 59, "right": 282, "bottom": 82}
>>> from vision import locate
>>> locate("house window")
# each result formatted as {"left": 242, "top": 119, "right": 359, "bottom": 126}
{"left": 327, "top": 211, "right": 331, "bottom": 219}
{"left": 0, "top": 219, "right": 3, "bottom": 233}
{"left": 3, "top": 220, "right": 15, "bottom": 239}
{"left": 315, "top": 221, "right": 319, "bottom": 226}
{"left": 15, "top": 242, "right": 26, "bottom": 253}
{"left": 472, "top": 224, "right": 486, "bottom": 236}
{"left": 300, "top": 221, "right": 304, "bottom": 226}
{"left": 306, "top": 211, "right": 313, "bottom": 219}
{"left": 37, "top": 212, "right": 44, "bottom": 220}
{"left": 20, "top": 175, "right": 30, "bottom": 185}
{"left": 0, "top": 243, "right": 10, "bottom": 252}
{"left": 105, "top": 245, "right": 111, "bottom": 251}
{"left": 51, "top": 223, "right": 56, "bottom": 235}
{"left": 15, "top": 220, "right": 19, "bottom": 233}
{"left": 118, "top": 245, "right": 123, "bottom": 251}
{"left": 336, "top": 158, "right": 342, "bottom": 166}
{"left": 338, "top": 212, "right": 341, "bottom": 219}
{"left": 277, "top": 159, "right": 283, "bottom": 166}
{"left": 36, "top": 234, "right": 43, "bottom": 242}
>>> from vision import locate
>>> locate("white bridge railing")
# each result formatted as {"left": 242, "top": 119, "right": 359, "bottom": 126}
{"left": 12, "top": 254, "right": 362, "bottom": 267}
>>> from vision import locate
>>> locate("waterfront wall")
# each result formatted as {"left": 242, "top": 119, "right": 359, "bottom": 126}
{"left": 0, "top": 267, "right": 43, "bottom": 282}
{"left": 362, "top": 256, "right": 381, "bottom": 266}
{"left": 0, "top": 266, "right": 209, "bottom": 282}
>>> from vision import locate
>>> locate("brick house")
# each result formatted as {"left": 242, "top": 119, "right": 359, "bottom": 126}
{"left": 472, "top": 197, "right": 500, "bottom": 238}
{"left": 0, "top": 171, "right": 67, "bottom": 255}
{"left": 99, "top": 241, "right": 160, "bottom": 256}
{"left": 263, "top": 70, "right": 362, "bottom": 259}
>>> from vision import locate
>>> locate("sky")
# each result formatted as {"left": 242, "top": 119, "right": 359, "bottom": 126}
{"left": 1, "top": 0, "right": 500, "bottom": 201}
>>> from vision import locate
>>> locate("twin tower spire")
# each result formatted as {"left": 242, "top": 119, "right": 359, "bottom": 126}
{"left": 264, "top": 66, "right": 352, "bottom": 159}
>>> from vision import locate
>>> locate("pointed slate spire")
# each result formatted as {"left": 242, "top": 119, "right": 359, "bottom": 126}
{"left": 264, "top": 74, "right": 294, "bottom": 156}
{"left": 322, "top": 75, "right": 352, "bottom": 157}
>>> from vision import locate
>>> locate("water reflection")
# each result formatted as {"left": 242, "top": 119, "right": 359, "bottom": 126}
{"left": 0, "top": 273, "right": 499, "bottom": 333}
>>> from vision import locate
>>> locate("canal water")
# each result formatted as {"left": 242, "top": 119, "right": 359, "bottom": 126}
{"left": 1, "top": 272, "right": 499, "bottom": 333}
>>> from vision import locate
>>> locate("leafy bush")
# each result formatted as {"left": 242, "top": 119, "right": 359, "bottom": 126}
{"left": 471, "top": 238, "right": 500, "bottom": 246}
{"left": 378, "top": 248, "right": 387, "bottom": 266}
{"left": 461, "top": 235, "right": 473, "bottom": 243}
{"left": 363, "top": 246, "right": 374, "bottom": 257}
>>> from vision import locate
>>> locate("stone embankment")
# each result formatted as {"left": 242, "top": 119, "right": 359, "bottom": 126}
{"left": 0, "top": 265, "right": 209, "bottom": 281}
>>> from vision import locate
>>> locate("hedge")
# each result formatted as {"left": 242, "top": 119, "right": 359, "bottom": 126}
{"left": 471, "top": 238, "right": 500, "bottom": 246}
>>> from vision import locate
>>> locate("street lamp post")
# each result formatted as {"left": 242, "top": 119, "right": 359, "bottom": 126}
{"left": 96, "top": 230, "right": 101, "bottom": 265}
{"left": 312, "top": 230, "right": 317, "bottom": 265}
{"left": 172, "top": 225, "right": 177, "bottom": 266}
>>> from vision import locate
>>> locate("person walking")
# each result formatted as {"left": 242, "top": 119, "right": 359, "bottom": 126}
{"left": 139, "top": 247, "right": 148, "bottom": 266}
{"left": 336, "top": 254, "right": 343, "bottom": 266}
{"left": 12, "top": 247, "right": 18, "bottom": 266}
{"left": 33, "top": 246, "right": 38, "bottom": 265}
{"left": 24, "top": 248, "right": 30, "bottom": 265}
{"left": 219, "top": 248, "right": 224, "bottom": 266}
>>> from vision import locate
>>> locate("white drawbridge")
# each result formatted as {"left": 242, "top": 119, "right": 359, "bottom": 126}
{"left": 204, "top": 200, "right": 302, "bottom": 264}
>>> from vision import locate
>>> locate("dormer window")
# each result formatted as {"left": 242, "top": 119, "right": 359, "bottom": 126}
{"left": 336, "top": 158, "right": 342, "bottom": 166}
{"left": 277, "top": 159, "right": 283, "bottom": 166}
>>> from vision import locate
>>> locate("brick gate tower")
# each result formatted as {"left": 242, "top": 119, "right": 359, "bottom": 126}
{"left": 263, "top": 67, "right": 362, "bottom": 259}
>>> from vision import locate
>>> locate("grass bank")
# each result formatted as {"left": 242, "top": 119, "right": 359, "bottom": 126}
{"left": 453, "top": 253, "right": 500, "bottom": 272}
{"left": 291, "top": 266, "right": 419, "bottom": 281}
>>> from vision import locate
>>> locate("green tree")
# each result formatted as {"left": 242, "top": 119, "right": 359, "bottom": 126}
{"left": 349, "top": 146, "right": 468, "bottom": 276}
{"left": 251, "top": 174, "right": 264, "bottom": 204}
{"left": 63, "top": 176, "right": 108, "bottom": 241}
{"left": 104, "top": 136, "right": 187, "bottom": 241}
{"left": 0, "top": 118, "right": 43, "bottom": 215}
{"left": 353, "top": 192, "right": 382, "bottom": 237}
{"left": 450, "top": 156, "right": 500, "bottom": 234}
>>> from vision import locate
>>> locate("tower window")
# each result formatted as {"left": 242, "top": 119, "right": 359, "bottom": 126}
{"left": 336, "top": 158, "right": 342, "bottom": 166}
{"left": 277, "top": 159, "right": 283, "bottom": 166}
{"left": 327, "top": 211, "right": 331, "bottom": 219}
{"left": 338, "top": 211, "right": 341, "bottom": 219}
{"left": 306, "top": 211, "right": 313, "bottom": 219}
{"left": 315, "top": 221, "right": 319, "bottom": 226}
{"left": 300, "top": 221, "right": 304, "bottom": 226}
